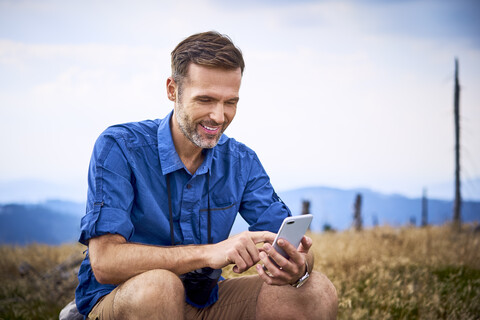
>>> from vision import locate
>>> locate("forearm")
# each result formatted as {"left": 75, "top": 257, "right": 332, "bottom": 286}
{"left": 90, "top": 231, "right": 276, "bottom": 285}
{"left": 89, "top": 234, "right": 210, "bottom": 285}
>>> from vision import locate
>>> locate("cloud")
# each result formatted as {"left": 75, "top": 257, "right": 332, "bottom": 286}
{"left": 0, "top": 0, "right": 479, "bottom": 199}
{"left": 0, "top": 40, "right": 171, "bottom": 183}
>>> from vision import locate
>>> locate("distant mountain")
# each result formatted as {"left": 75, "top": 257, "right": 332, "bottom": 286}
{"left": 0, "top": 201, "right": 84, "bottom": 245}
{"left": 276, "top": 186, "right": 480, "bottom": 232}
{"left": 427, "top": 177, "right": 480, "bottom": 201}
{"left": 1, "top": 186, "right": 478, "bottom": 245}
{"left": 231, "top": 186, "right": 480, "bottom": 234}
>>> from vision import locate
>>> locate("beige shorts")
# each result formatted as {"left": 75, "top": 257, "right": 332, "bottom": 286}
{"left": 88, "top": 275, "right": 264, "bottom": 320}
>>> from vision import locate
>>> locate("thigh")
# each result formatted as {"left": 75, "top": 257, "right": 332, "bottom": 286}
{"left": 88, "top": 269, "right": 184, "bottom": 320}
{"left": 185, "top": 275, "right": 264, "bottom": 320}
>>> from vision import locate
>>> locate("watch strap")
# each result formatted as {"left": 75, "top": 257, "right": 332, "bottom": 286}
{"left": 291, "top": 261, "right": 310, "bottom": 288}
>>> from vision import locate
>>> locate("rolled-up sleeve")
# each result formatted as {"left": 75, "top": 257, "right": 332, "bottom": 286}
{"left": 79, "top": 133, "right": 135, "bottom": 245}
{"left": 239, "top": 153, "right": 291, "bottom": 233}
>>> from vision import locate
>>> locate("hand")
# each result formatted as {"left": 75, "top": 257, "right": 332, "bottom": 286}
{"left": 207, "top": 231, "right": 276, "bottom": 273}
{"left": 256, "top": 235, "right": 313, "bottom": 286}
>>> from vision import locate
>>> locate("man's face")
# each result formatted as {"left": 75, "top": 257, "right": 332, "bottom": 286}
{"left": 172, "top": 64, "right": 241, "bottom": 149}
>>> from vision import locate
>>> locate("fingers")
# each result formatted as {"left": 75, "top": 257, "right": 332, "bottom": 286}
{"left": 256, "top": 254, "right": 286, "bottom": 285}
{"left": 223, "top": 231, "right": 296, "bottom": 274}
{"left": 256, "top": 239, "right": 308, "bottom": 285}
{"left": 228, "top": 231, "right": 268, "bottom": 273}
{"left": 265, "top": 240, "right": 303, "bottom": 273}
{"left": 228, "top": 249, "right": 247, "bottom": 273}
{"left": 249, "top": 231, "right": 276, "bottom": 244}
{"left": 233, "top": 240, "right": 258, "bottom": 273}
{"left": 298, "top": 235, "right": 313, "bottom": 254}
{"left": 275, "top": 238, "right": 305, "bottom": 267}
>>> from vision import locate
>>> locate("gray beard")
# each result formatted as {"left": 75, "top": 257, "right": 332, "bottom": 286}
{"left": 175, "top": 104, "right": 224, "bottom": 149}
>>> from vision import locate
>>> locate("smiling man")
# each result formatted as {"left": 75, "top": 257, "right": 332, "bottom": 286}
{"left": 75, "top": 31, "right": 338, "bottom": 320}
{"left": 168, "top": 64, "right": 241, "bottom": 171}
{"left": 171, "top": 64, "right": 240, "bottom": 149}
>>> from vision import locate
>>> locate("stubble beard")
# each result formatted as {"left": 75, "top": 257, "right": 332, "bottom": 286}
{"left": 175, "top": 102, "right": 225, "bottom": 149}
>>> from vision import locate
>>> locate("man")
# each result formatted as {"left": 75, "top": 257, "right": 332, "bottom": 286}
{"left": 75, "top": 31, "right": 337, "bottom": 319}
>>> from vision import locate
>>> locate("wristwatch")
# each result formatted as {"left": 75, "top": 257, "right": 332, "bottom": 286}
{"left": 290, "top": 261, "right": 310, "bottom": 288}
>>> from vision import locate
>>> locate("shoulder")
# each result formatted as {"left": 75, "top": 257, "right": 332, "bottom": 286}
{"left": 99, "top": 119, "right": 160, "bottom": 147}
{"left": 215, "top": 135, "right": 258, "bottom": 161}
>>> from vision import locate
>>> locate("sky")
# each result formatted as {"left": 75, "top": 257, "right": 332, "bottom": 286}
{"left": 0, "top": 0, "right": 479, "bottom": 203}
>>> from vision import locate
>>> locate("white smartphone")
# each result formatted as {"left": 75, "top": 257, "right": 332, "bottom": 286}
{"left": 272, "top": 214, "right": 313, "bottom": 259}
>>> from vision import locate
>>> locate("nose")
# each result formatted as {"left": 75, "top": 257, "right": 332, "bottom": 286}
{"left": 210, "top": 102, "right": 225, "bottom": 124}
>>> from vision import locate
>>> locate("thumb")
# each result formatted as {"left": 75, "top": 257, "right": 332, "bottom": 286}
{"left": 298, "top": 236, "right": 312, "bottom": 254}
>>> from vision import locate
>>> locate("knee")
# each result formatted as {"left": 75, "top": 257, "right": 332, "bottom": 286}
{"left": 115, "top": 269, "right": 184, "bottom": 317}
{"left": 305, "top": 271, "right": 338, "bottom": 320}
{"left": 135, "top": 269, "right": 184, "bottom": 303}
{"left": 258, "top": 272, "right": 338, "bottom": 320}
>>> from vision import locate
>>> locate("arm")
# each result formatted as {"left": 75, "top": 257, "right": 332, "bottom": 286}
{"left": 89, "top": 230, "right": 276, "bottom": 285}
{"left": 236, "top": 150, "right": 311, "bottom": 285}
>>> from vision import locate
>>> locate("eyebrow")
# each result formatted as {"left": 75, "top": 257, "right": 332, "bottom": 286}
{"left": 194, "top": 95, "right": 240, "bottom": 103}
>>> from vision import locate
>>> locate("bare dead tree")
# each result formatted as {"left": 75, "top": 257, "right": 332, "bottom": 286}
{"left": 301, "top": 200, "right": 311, "bottom": 216}
{"left": 302, "top": 200, "right": 311, "bottom": 230}
{"left": 353, "top": 193, "right": 362, "bottom": 231}
{"left": 422, "top": 188, "right": 428, "bottom": 227}
{"left": 453, "top": 58, "right": 462, "bottom": 231}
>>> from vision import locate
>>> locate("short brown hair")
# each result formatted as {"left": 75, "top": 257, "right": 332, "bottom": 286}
{"left": 171, "top": 31, "right": 245, "bottom": 87}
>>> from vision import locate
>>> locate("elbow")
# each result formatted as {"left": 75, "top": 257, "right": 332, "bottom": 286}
{"left": 92, "top": 269, "right": 111, "bottom": 285}
{"left": 88, "top": 234, "right": 126, "bottom": 285}
{"left": 90, "top": 254, "right": 114, "bottom": 285}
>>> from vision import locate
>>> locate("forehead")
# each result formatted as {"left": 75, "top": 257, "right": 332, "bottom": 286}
{"left": 182, "top": 64, "right": 242, "bottom": 98}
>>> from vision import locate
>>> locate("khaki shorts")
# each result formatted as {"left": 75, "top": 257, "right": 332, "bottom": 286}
{"left": 88, "top": 275, "right": 264, "bottom": 320}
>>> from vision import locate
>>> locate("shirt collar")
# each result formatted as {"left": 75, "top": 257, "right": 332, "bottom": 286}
{"left": 157, "top": 111, "right": 184, "bottom": 175}
{"left": 157, "top": 111, "right": 217, "bottom": 177}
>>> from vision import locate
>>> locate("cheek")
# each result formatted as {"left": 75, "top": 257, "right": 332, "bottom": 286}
{"left": 225, "top": 108, "right": 237, "bottom": 123}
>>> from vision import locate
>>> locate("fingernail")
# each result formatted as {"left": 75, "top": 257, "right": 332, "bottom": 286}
{"left": 264, "top": 243, "right": 272, "bottom": 251}
{"left": 260, "top": 252, "right": 267, "bottom": 259}
{"left": 278, "top": 239, "right": 284, "bottom": 246}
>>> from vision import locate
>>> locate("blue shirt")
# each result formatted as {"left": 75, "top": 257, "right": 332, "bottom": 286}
{"left": 75, "top": 111, "right": 291, "bottom": 315}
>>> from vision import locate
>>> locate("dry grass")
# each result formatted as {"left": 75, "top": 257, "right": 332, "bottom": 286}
{"left": 315, "top": 225, "right": 480, "bottom": 319}
{"left": 1, "top": 225, "right": 479, "bottom": 319}
{"left": 225, "top": 225, "right": 480, "bottom": 319}
{"left": 0, "top": 243, "right": 84, "bottom": 320}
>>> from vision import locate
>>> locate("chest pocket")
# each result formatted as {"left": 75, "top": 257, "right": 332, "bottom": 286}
{"left": 199, "top": 196, "right": 238, "bottom": 243}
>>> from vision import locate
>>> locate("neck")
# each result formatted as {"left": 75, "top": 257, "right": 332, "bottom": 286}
{"left": 170, "top": 116, "right": 204, "bottom": 174}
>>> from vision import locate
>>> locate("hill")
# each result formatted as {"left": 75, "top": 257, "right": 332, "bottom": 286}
{"left": 277, "top": 186, "right": 480, "bottom": 231}
{"left": 230, "top": 186, "right": 480, "bottom": 234}
{"left": 0, "top": 201, "right": 84, "bottom": 245}
{"left": 1, "top": 186, "right": 479, "bottom": 244}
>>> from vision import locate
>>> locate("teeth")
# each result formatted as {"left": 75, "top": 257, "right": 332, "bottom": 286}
{"left": 202, "top": 124, "right": 217, "bottom": 131}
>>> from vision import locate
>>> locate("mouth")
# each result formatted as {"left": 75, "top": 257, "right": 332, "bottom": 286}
{"left": 200, "top": 123, "right": 221, "bottom": 134}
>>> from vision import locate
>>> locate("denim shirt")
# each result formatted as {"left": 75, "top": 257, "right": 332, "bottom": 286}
{"left": 75, "top": 111, "right": 291, "bottom": 316}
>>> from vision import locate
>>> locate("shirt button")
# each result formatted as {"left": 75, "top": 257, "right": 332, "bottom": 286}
{"left": 186, "top": 184, "right": 192, "bottom": 189}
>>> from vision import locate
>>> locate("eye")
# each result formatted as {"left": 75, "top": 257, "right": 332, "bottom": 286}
{"left": 225, "top": 100, "right": 238, "bottom": 106}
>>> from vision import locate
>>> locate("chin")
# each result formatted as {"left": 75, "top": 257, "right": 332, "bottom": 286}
{"left": 194, "top": 135, "right": 222, "bottom": 149}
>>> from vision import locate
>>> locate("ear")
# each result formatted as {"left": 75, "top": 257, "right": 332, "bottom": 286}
{"left": 166, "top": 77, "right": 177, "bottom": 101}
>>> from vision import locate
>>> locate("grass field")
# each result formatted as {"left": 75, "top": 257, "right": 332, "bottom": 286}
{"left": 1, "top": 224, "right": 479, "bottom": 319}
